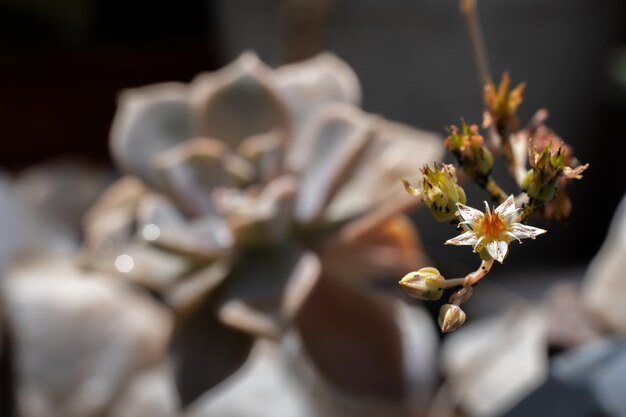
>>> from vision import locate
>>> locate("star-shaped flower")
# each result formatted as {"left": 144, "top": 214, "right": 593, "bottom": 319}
{"left": 445, "top": 195, "right": 546, "bottom": 263}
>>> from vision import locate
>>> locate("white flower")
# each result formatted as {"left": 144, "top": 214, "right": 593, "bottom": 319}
{"left": 445, "top": 195, "right": 546, "bottom": 263}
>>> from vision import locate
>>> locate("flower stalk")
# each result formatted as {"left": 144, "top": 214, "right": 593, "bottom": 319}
{"left": 459, "top": 0, "right": 491, "bottom": 90}
{"left": 398, "top": 1, "right": 588, "bottom": 333}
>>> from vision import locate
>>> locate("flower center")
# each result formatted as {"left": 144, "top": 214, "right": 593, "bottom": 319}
{"left": 478, "top": 210, "right": 507, "bottom": 240}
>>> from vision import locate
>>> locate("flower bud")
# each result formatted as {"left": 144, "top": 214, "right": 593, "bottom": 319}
{"left": 521, "top": 168, "right": 558, "bottom": 202}
{"left": 444, "top": 122, "right": 493, "bottom": 181}
{"left": 399, "top": 267, "right": 445, "bottom": 301}
{"left": 483, "top": 72, "right": 525, "bottom": 132}
{"left": 523, "top": 146, "right": 566, "bottom": 202}
{"left": 402, "top": 163, "right": 466, "bottom": 223}
{"left": 438, "top": 304, "right": 467, "bottom": 333}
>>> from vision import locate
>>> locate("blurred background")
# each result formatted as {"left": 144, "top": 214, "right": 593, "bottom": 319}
{"left": 2, "top": 1, "right": 626, "bottom": 417}
{"left": 1, "top": 0, "right": 624, "bottom": 273}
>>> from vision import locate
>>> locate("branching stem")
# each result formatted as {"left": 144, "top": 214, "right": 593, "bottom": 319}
{"left": 483, "top": 176, "right": 508, "bottom": 203}
{"left": 448, "top": 258, "right": 494, "bottom": 305}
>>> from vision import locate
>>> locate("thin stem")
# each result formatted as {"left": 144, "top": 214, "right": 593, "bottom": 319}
{"left": 465, "top": 258, "right": 494, "bottom": 287}
{"left": 449, "top": 258, "right": 494, "bottom": 305}
{"left": 519, "top": 197, "right": 543, "bottom": 222}
{"left": 483, "top": 176, "right": 508, "bottom": 203}
{"left": 442, "top": 278, "right": 467, "bottom": 289}
{"left": 460, "top": 0, "right": 492, "bottom": 91}
{"left": 280, "top": 0, "right": 333, "bottom": 63}
{"left": 498, "top": 124, "right": 516, "bottom": 170}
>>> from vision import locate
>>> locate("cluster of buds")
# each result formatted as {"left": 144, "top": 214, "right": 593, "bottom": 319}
{"left": 399, "top": 267, "right": 467, "bottom": 333}
{"left": 522, "top": 145, "right": 567, "bottom": 202}
{"left": 483, "top": 72, "right": 525, "bottom": 132}
{"left": 396, "top": 3, "right": 588, "bottom": 334}
{"left": 402, "top": 163, "right": 466, "bottom": 223}
{"left": 522, "top": 126, "right": 589, "bottom": 205}
{"left": 444, "top": 122, "right": 494, "bottom": 183}
{"left": 398, "top": 88, "right": 587, "bottom": 333}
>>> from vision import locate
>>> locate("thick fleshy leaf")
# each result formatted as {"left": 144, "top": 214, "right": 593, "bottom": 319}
{"left": 190, "top": 52, "right": 290, "bottom": 150}
{"left": 5, "top": 265, "right": 172, "bottom": 417}
{"left": 215, "top": 245, "right": 320, "bottom": 340}
{"left": 135, "top": 193, "right": 186, "bottom": 237}
{"left": 583, "top": 193, "right": 626, "bottom": 335}
{"left": 184, "top": 341, "right": 311, "bottom": 417}
{"left": 85, "top": 188, "right": 199, "bottom": 289}
{"left": 316, "top": 214, "right": 428, "bottom": 283}
{"left": 108, "top": 362, "right": 179, "bottom": 417}
{"left": 151, "top": 138, "right": 253, "bottom": 216}
{"left": 153, "top": 216, "right": 233, "bottom": 261}
{"left": 110, "top": 83, "right": 194, "bottom": 187}
{"left": 213, "top": 175, "right": 297, "bottom": 249}
{"left": 135, "top": 195, "right": 232, "bottom": 266}
{"left": 275, "top": 53, "right": 361, "bottom": 172}
{"left": 396, "top": 301, "right": 439, "bottom": 410}
{"left": 0, "top": 297, "right": 15, "bottom": 417}
{"left": 165, "top": 261, "right": 231, "bottom": 313}
{"left": 296, "top": 104, "right": 443, "bottom": 225}
{"left": 15, "top": 159, "right": 111, "bottom": 233}
{"left": 237, "top": 129, "right": 287, "bottom": 185}
{"left": 295, "top": 277, "right": 405, "bottom": 400}
{"left": 442, "top": 307, "right": 548, "bottom": 417}
{"left": 82, "top": 176, "right": 148, "bottom": 250}
{"left": 294, "top": 104, "right": 371, "bottom": 224}
{"left": 81, "top": 243, "right": 194, "bottom": 292}
{"left": 171, "top": 294, "right": 253, "bottom": 407}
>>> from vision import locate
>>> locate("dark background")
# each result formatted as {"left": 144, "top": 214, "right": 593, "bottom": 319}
{"left": 0, "top": 0, "right": 624, "bottom": 275}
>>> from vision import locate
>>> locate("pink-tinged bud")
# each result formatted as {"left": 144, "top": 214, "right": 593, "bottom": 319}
{"left": 438, "top": 304, "right": 467, "bottom": 333}
{"left": 399, "top": 267, "right": 445, "bottom": 301}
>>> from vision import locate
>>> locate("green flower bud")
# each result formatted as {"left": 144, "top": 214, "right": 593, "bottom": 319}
{"left": 438, "top": 304, "right": 467, "bottom": 333}
{"left": 476, "top": 147, "right": 494, "bottom": 177}
{"left": 404, "top": 163, "right": 466, "bottom": 222}
{"left": 399, "top": 267, "right": 445, "bottom": 301}
{"left": 444, "top": 121, "right": 493, "bottom": 181}
{"left": 521, "top": 168, "right": 559, "bottom": 202}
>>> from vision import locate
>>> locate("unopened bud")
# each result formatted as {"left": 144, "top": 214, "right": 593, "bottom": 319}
{"left": 444, "top": 122, "right": 493, "bottom": 181}
{"left": 412, "top": 163, "right": 467, "bottom": 222}
{"left": 483, "top": 72, "right": 525, "bottom": 132}
{"left": 521, "top": 168, "right": 558, "bottom": 202}
{"left": 399, "top": 267, "right": 445, "bottom": 301}
{"left": 438, "top": 304, "right": 467, "bottom": 333}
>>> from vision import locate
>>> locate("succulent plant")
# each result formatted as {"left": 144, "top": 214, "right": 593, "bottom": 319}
{"left": 80, "top": 51, "right": 443, "bottom": 410}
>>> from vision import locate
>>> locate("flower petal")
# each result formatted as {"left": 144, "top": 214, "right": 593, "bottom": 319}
{"left": 563, "top": 163, "right": 589, "bottom": 180}
{"left": 510, "top": 223, "right": 547, "bottom": 240}
{"left": 495, "top": 194, "right": 518, "bottom": 218}
{"left": 486, "top": 240, "right": 509, "bottom": 263}
{"left": 456, "top": 203, "right": 484, "bottom": 226}
{"left": 445, "top": 231, "right": 478, "bottom": 247}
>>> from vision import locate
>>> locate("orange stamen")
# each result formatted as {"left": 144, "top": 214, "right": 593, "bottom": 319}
{"left": 478, "top": 210, "right": 506, "bottom": 240}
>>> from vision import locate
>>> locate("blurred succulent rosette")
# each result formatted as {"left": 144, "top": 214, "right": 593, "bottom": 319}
{"left": 80, "top": 52, "right": 443, "bottom": 412}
